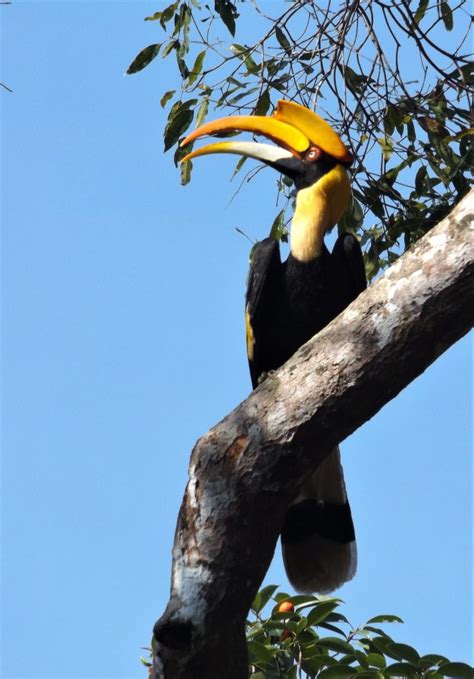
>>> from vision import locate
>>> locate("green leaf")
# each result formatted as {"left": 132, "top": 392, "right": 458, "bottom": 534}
{"left": 338, "top": 197, "right": 364, "bottom": 235}
{"left": 355, "top": 649, "right": 371, "bottom": 669}
{"left": 182, "top": 3, "right": 192, "bottom": 29}
{"left": 230, "top": 41, "right": 247, "bottom": 57}
{"left": 228, "top": 88, "right": 259, "bottom": 105}
{"left": 298, "top": 594, "right": 338, "bottom": 608}
{"left": 377, "top": 136, "right": 394, "bottom": 161}
{"left": 421, "top": 654, "right": 449, "bottom": 669}
{"left": 126, "top": 44, "right": 161, "bottom": 75}
{"left": 414, "top": 0, "right": 429, "bottom": 24}
{"left": 384, "top": 105, "right": 404, "bottom": 136}
{"left": 230, "top": 43, "right": 259, "bottom": 74}
{"left": 164, "top": 108, "right": 194, "bottom": 151}
{"left": 254, "top": 90, "right": 272, "bottom": 116}
{"left": 385, "top": 661, "right": 421, "bottom": 677}
{"left": 352, "top": 199, "right": 364, "bottom": 227}
{"left": 173, "top": 3, "right": 191, "bottom": 44}
{"left": 162, "top": 39, "right": 179, "bottom": 58}
{"left": 272, "top": 610, "right": 296, "bottom": 622}
{"left": 385, "top": 643, "right": 420, "bottom": 665}
{"left": 187, "top": 50, "right": 206, "bottom": 87}
{"left": 252, "top": 585, "right": 278, "bottom": 614}
{"left": 371, "top": 635, "right": 394, "bottom": 655}
{"left": 174, "top": 140, "right": 193, "bottom": 166}
{"left": 316, "top": 636, "right": 354, "bottom": 654}
{"left": 177, "top": 54, "right": 189, "bottom": 79}
{"left": 247, "top": 640, "right": 275, "bottom": 667}
{"left": 366, "top": 615, "right": 403, "bottom": 624}
{"left": 254, "top": 89, "right": 271, "bottom": 116}
{"left": 370, "top": 198, "right": 385, "bottom": 220}
{"left": 415, "top": 165, "right": 428, "bottom": 194}
{"left": 269, "top": 209, "right": 287, "bottom": 243}
{"left": 275, "top": 27, "right": 291, "bottom": 53}
{"left": 456, "top": 63, "right": 474, "bottom": 86}
{"left": 440, "top": 2, "right": 453, "bottom": 30}
{"left": 160, "top": 90, "right": 176, "bottom": 108}
{"left": 295, "top": 616, "right": 308, "bottom": 634}
{"left": 326, "top": 611, "right": 350, "bottom": 624}
{"left": 343, "top": 65, "right": 366, "bottom": 94}
{"left": 306, "top": 602, "right": 339, "bottom": 627}
{"left": 366, "top": 652, "right": 386, "bottom": 669}
{"left": 319, "top": 621, "right": 346, "bottom": 636}
{"left": 214, "top": 0, "right": 237, "bottom": 37}
{"left": 160, "top": 1, "right": 179, "bottom": 29}
{"left": 438, "top": 662, "right": 474, "bottom": 678}
{"left": 273, "top": 591, "right": 291, "bottom": 603}
{"left": 384, "top": 108, "right": 395, "bottom": 136}
{"left": 231, "top": 156, "right": 247, "bottom": 180}
{"left": 180, "top": 160, "right": 192, "bottom": 185}
{"left": 168, "top": 98, "right": 198, "bottom": 118}
{"left": 317, "top": 666, "right": 354, "bottom": 678}
{"left": 407, "top": 120, "right": 416, "bottom": 143}
{"left": 145, "top": 11, "right": 161, "bottom": 22}
{"left": 299, "top": 658, "right": 327, "bottom": 676}
{"left": 194, "top": 97, "right": 209, "bottom": 128}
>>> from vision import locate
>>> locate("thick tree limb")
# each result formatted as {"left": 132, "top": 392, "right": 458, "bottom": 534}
{"left": 153, "top": 191, "right": 473, "bottom": 679}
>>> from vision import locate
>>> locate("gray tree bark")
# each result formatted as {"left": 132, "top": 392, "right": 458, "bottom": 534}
{"left": 152, "top": 190, "right": 473, "bottom": 679}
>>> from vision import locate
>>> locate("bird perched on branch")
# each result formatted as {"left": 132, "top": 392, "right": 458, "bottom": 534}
{"left": 180, "top": 100, "right": 366, "bottom": 594}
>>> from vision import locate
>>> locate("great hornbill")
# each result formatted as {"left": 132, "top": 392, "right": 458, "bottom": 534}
{"left": 180, "top": 100, "right": 367, "bottom": 594}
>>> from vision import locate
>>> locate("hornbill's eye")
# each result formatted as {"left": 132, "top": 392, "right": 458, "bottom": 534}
{"left": 305, "top": 146, "right": 322, "bottom": 163}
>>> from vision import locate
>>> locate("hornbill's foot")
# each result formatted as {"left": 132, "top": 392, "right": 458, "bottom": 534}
{"left": 258, "top": 370, "right": 276, "bottom": 385}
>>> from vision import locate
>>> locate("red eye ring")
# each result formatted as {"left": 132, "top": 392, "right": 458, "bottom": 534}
{"left": 305, "top": 146, "right": 321, "bottom": 162}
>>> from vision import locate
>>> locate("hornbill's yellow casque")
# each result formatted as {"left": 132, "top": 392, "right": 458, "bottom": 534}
{"left": 181, "top": 100, "right": 367, "bottom": 594}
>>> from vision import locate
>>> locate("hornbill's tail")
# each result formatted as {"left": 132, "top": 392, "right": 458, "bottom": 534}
{"left": 281, "top": 447, "right": 357, "bottom": 594}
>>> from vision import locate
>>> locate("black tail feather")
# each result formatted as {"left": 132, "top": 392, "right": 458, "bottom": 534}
{"left": 281, "top": 447, "right": 357, "bottom": 593}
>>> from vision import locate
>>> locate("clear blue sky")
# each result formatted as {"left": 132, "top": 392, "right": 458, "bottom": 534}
{"left": 1, "top": 3, "right": 472, "bottom": 678}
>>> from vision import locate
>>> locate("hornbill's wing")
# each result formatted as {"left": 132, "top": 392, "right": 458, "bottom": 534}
{"left": 331, "top": 233, "right": 367, "bottom": 306}
{"left": 245, "top": 237, "right": 282, "bottom": 389}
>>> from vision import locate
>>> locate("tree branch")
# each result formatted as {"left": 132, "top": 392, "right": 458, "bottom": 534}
{"left": 152, "top": 191, "right": 473, "bottom": 679}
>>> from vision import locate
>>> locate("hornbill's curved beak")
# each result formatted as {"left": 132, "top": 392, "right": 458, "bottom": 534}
{"left": 180, "top": 100, "right": 353, "bottom": 178}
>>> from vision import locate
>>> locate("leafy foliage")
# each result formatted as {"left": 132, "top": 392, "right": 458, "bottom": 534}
{"left": 127, "top": 0, "right": 472, "bottom": 279}
{"left": 245, "top": 586, "right": 474, "bottom": 679}
{"left": 141, "top": 585, "right": 474, "bottom": 678}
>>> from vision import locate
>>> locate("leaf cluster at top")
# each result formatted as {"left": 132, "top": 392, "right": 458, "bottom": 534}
{"left": 127, "top": 0, "right": 472, "bottom": 280}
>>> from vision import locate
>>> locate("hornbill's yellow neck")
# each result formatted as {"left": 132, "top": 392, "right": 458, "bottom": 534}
{"left": 291, "top": 164, "right": 351, "bottom": 262}
{"left": 179, "top": 100, "right": 353, "bottom": 258}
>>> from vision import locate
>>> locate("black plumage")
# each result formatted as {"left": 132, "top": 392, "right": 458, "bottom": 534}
{"left": 246, "top": 233, "right": 366, "bottom": 388}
